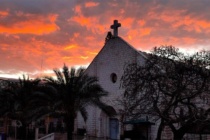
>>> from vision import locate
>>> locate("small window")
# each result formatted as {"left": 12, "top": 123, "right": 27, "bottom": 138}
{"left": 110, "top": 73, "right": 117, "bottom": 83}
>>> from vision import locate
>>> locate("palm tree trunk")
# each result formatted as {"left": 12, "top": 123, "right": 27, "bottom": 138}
{"left": 18, "top": 123, "right": 27, "bottom": 140}
{"left": 65, "top": 115, "right": 75, "bottom": 140}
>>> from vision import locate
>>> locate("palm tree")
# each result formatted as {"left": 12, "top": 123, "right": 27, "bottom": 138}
{"left": 0, "top": 76, "right": 44, "bottom": 139}
{"left": 42, "top": 65, "right": 110, "bottom": 140}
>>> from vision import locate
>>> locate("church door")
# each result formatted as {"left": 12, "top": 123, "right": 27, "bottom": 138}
{"left": 109, "top": 118, "right": 119, "bottom": 139}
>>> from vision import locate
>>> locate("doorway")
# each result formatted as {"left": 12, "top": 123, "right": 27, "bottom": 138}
{"left": 109, "top": 118, "right": 119, "bottom": 139}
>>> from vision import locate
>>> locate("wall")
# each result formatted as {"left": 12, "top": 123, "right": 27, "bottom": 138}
{"left": 81, "top": 37, "right": 147, "bottom": 139}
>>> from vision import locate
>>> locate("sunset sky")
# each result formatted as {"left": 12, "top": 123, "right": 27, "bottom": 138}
{"left": 0, "top": 0, "right": 210, "bottom": 78}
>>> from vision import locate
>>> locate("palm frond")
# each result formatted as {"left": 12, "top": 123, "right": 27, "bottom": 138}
{"left": 54, "top": 69, "right": 65, "bottom": 84}
{"left": 63, "top": 64, "right": 70, "bottom": 84}
{"left": 79, "top": 105, "right": 88, "bottom": 122}
{"left": 76, "top": 67, "right": 86, "bottom": 76}
{"left": 70, "top": 67, "right": 76, "bottom": 78}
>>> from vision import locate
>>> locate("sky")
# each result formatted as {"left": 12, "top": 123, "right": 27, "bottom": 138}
{"left": 0, "top": 0, "right": 210, "bottom": 78}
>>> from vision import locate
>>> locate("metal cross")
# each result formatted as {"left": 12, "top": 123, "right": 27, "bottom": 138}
{"left": 110, "top": 20, "right": 121, "bottom": 37}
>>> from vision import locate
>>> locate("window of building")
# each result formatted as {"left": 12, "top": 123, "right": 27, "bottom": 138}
{"left": 110, "top": 73, "right": 117, "bottom": 83}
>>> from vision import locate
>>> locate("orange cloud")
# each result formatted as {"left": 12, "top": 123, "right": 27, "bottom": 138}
{"left": 64, "top": 44, "right": 78, "bottom": 50}
{"left": 0, "top": 13, "right": 59, "bottom": 35}
{"left": 127, "top": 30, "right": 138, "bottom": 40}
{"left": 123, "top": 18, "right": 134, "bottom": 28}
{"left": 138, "top": 20, "right": 146, "bottom": 26}
{"left": 184, "top": 18, "right": 210, "bottom": 33}
{"left": 73, "top": 32, "right": 80, "bottom": 38}
{"left": 156, "top": 10, "right": 210, "bottom": 33}
{"left": 74, "top": 5, "right": 81, "bottom": 14}
{"left": 85, "top": 2, "right": 99, "bottom": 8}
{"left": 80, "top": 56, "right": 89, "bottom": 60}
{"left": 69, "top": 15, "right": 107, "bottom": 34}
{"left": 86, "top": 51, "right": 98, "bottom": 55}
{"left": 0, "top": 10, "right": 9, "bottom": 17}
{"left": 141, "top": 28, "right": 151, "bottom": 36}
{"left": 127, "top": 27, "right": 151, "bottom": 41}
{"left": 72, "top": 15, "right": 92, "bottom": 26}
{"left": 62, "top": 56, "right": 72, "bottom": 61}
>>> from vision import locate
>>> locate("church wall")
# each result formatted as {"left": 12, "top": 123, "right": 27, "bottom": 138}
{"left": 150, "top": 119, "right": 160, "bottom": 140}
{"left": 76, "top": 112, "right": 86, "bottom": 131}
{"left": 82, "top": 37, "right": 148, "bottom": 139}
{"left": 85, "top": 37, "right": 146, "bottom": 108}
{"left": 76, "top": 105, "right": 97, "bottom": 136}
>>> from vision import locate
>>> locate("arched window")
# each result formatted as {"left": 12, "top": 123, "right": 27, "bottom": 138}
{"left": 110, "top": 73, "right": 117, "bottom": 83}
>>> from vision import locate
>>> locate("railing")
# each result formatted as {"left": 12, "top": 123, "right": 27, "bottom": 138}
{"left": 38, "top": 133, "right": 54, "bottom": 140}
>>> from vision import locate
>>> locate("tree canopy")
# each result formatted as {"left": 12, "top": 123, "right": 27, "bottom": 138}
{"left": 0, "top": 76, "right": 45, "bottom": 139}
{"left": 0, "top": 65, "right": 110, "bottom": 140}
{"left": 121, "top": 46, "right": 210, "bottom": 140}
{"left": 39, "top": 65, "right": 110, "bottom": 140}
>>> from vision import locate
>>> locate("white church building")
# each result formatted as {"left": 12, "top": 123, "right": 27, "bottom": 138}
{"left": 75, "top": 20, "right": 161, "bottom": 140}
{"left": 75, "top": 20, "right": 210, "bottom": 140}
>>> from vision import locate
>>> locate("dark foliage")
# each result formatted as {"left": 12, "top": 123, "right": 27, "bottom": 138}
{"left": 37, "top": 65, "right": 109, "bottom": 140}
{"left": 121, "top": 46, "right": 210, "bottom": 140}
{"left": 105, "top": 31, "right": 113, "bottom": 44}
{"left": 0, "top": 75, "right": 45, "bottom": 139}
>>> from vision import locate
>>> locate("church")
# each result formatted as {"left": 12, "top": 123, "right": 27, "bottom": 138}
{"left": 75, "top": 20, "right": 210, "bottom": 140}
{"left": 75, "top": 20, "right": 161, "bottom": 140}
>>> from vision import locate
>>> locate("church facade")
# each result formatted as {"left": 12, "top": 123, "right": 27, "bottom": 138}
{"left": 75, "top": 20, "right": 161, "bottom": 140}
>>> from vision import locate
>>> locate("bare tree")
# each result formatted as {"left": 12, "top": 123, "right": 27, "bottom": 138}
{"left": 121, "top": 46, "right": 210, "bottom": 140}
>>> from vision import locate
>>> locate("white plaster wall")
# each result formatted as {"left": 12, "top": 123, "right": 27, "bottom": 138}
{"left": 85, "top": 37, "right": 146, "bottom": 108}
{"left": 81, "top": 37, "right": 148, "bottom": 139}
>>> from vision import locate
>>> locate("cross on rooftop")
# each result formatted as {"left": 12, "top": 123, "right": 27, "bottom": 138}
{"left": 110, "top": 20, "right": 121, "bottom": 37}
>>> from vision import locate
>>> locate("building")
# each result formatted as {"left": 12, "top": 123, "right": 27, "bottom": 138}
{"left": 75, "top": 20, "right": 159, "bottom": 140}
